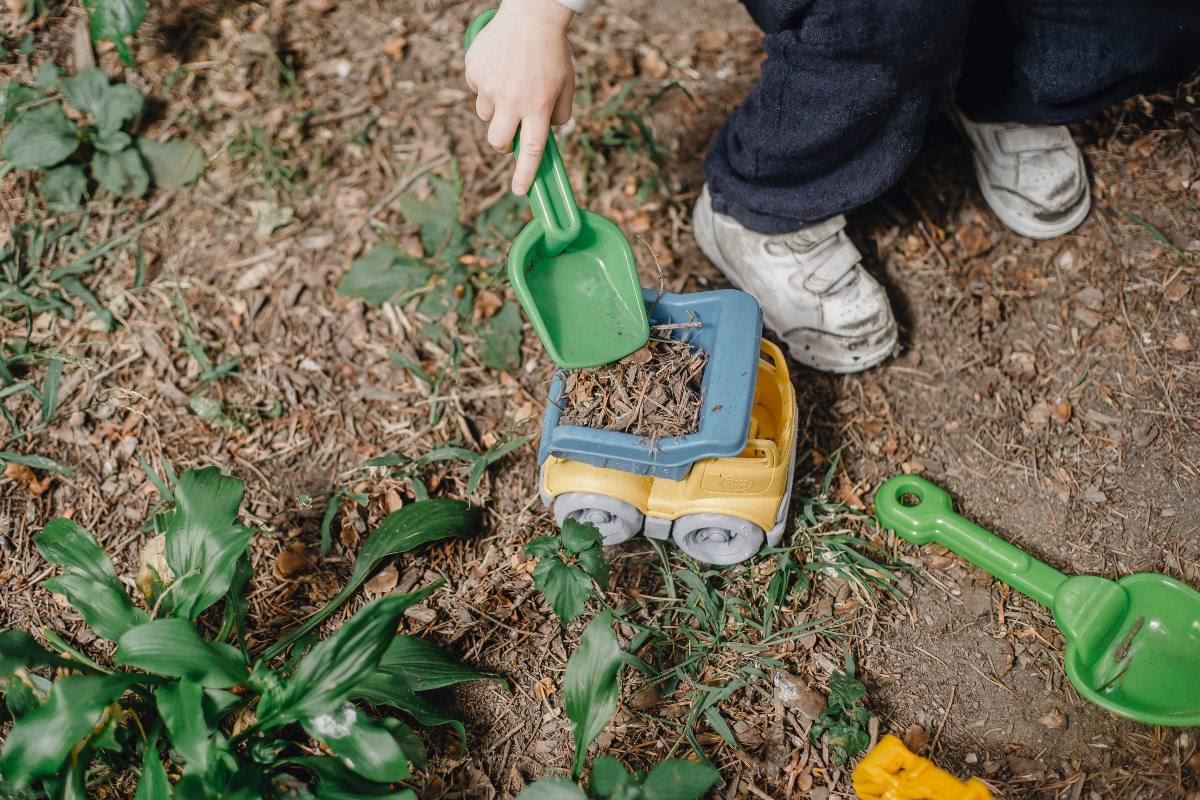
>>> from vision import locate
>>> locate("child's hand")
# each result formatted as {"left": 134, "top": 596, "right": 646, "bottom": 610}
{"left": 465, "top": 0, "right": 575, "bottom": 196}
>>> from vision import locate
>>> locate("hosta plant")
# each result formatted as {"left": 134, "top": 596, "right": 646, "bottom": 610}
{"left": 1, "top": 67, "right": 205, "bottom": 212}
{"left": 0, "top": 466, "right": 487, "bottom": 798}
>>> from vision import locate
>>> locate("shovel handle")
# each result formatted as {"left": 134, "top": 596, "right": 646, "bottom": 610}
{"left": 465, "top": 9, "right": 582, "bottom": 257}
{"left": 874, "top": 475, "right": 1067, "bottom": 608}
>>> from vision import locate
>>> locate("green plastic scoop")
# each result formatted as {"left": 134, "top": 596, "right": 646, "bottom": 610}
{"left": 875, "top": 474, "right": 1200, "bottom": 727}
{"left": 464, "top": 11, "right": 649, "bottom": 368}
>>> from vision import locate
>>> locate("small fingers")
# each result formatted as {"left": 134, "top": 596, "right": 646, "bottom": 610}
{"left": 476, "top": 94, "right": 495, "bottom": 123}
{"left": 512, "top": 113, "right": 550, "bottom": 196}
{"left": 487, "top": 110, "right": 519, "bottom": 153}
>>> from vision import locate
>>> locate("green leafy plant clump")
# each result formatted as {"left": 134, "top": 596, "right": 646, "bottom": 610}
{"left": 0, "top": 465, "right": 491, "bottom": 798}
{"left": 526, "top": 519, "right": 611, "bottom": 626}
{"left": 1, "top": 67, "right": 205, "bottom": 212}
{"left": 808, "top": 652, "right": 872, "bottom": 766}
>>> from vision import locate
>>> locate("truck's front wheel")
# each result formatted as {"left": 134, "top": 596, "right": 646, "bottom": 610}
{"left": 552, "top": 492, "right": 644, "bottom": 545}
{"left": 671, "top": 514, "right": 764, "bottom": 565}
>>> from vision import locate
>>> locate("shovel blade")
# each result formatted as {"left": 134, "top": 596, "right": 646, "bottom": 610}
{"left": 508, "top": 210, "right": 649, "bottom": 368}
{"left": 1062, "top": 573, "right": 1200, "bottom": 726}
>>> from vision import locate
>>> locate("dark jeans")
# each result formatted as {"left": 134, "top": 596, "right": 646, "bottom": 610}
{"left": 705, "top": 0, "right": 1200, "bottom": 234}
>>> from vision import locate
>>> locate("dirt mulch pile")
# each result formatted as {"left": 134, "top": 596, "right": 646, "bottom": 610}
{"left": 559, "top": 324, "right": 706, "bottom": 438}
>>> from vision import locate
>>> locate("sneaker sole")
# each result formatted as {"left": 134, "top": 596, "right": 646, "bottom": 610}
{"left": 782, "top": 322, "right": 898, "bottom": 374}
{"left": 975, "top": 160, "right": 1092, "bottom": 240}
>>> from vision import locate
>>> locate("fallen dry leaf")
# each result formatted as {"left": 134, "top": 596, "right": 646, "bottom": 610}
{"left": 383, "top": 37, "right": 407, "bottom": 60}
{"left": 1164, "top": 280, "right": 1190, "bottom": 302}
{"left": 383, "top": 489, "right": 404, "bottom": 514}
{"left": 838, "top": 472, "right": 865, "bottom": 510}
{"left": 638, "top": 46, "right": 668, "bottom": 79}
{"left": 4, "top": 462, "right": 52, "bottom": 495}
{"left": 274, "top": 541, "right": 313, "bottom": 579}
{"left": 954, "top": 223, "right": 992, "bottom": 258}
{"left": 902, "top": 724, "right": 930, "bottom": 753}
{"left": 474, "top": 289, "right": 504, "bottom": 322}
{"left": 1039, "top": 707, "right": 1067, "bottom": 730}
{"left": 773, "top": 671, "right": 825, "bottom": 720}
{"left": 364, "top": 564, "right": 399, "bottom": 597}
{"left": 1027, "top": 401, "right": 1052, "bottom": 426}
{"left": 533, "top": 676, "right": 556, "bottom": 701}
{"left": 697, "top": 28, "right": 730, "bottom": 52}
{"left": 1168, "top": 332, "right": 1192, "bottom": 351}
{"left": 1051, "top": 401, "right": 1072, "bottom": 424}
{"left": 900, "top": 460, "right": 926, "bottom": 475}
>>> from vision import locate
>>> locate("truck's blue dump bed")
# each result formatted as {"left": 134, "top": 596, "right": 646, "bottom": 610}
{"left": 538, "top": 288, "right": 763, "bottom": 480}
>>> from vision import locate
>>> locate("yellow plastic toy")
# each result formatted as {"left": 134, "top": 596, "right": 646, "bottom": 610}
{"left": 853, "top": 735, "right": 992, "bottom": 800}
{"left": 540, "top": 339, "right": 798, "bottom": 565}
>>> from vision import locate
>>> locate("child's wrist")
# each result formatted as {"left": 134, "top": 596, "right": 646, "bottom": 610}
{"left": 501, "top": 0, "right": 575, "bottom": 31}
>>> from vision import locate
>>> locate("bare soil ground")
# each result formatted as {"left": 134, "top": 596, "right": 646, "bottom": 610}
{"left": 2, "top": 0, "right": 1199, "bottom": 798}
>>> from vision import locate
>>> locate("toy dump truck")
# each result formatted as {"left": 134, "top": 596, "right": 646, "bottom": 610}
{"left": 537, "top": 289, "right": 798, "bottom": 565}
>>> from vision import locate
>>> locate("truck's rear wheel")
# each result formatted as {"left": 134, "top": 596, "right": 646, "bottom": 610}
{"left": 671, "top": 514, "right": 764, "bottom": 565}
{"left": 552, "top": 492, "right": 644, "bottom": 546}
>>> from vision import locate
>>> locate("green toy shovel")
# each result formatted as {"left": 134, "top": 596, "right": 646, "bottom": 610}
{"left": 464, "top": 10, "right": 649, "bottom": 368}
{"left": 875, "top": 474, "right": 1200, "bottom": 727}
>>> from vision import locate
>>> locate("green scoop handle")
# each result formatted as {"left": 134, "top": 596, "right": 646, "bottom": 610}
{"left": 874, "top": 474, "right": 1069, "bottom": 608}
{"left": 464, "top": 9, "right": 582, "bottom": 256}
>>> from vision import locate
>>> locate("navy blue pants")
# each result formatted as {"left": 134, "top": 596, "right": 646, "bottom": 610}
{"left": 705, "top": 0, "right": 1200, "bottom": 233}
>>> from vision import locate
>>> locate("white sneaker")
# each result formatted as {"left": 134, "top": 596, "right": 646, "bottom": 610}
{"left": 953, "top": 108, "right": 1091, "bottom": 239}
{"left": 693, "top": 186, "right": 898, "bottom": 373}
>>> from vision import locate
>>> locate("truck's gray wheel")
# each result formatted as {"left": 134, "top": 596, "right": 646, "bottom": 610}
{"left": 552, "top": 492, "right": 644, "bottom": 545}
{"left": 671, "top": 513, "right": 765, "bottom": 565}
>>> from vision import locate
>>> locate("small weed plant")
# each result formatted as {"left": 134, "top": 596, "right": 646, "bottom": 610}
{"left": 1, "top": 67, "right": 204, "bottom": 211}
{"left": 808, "top": 653, "right": 871, "bottom": 766}
{"left": 0, "top": 466, "right": 489, "bottom": 798}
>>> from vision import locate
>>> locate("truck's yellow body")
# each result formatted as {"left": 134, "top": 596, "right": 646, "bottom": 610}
{"left": 542, "top": 340, "right": 796, "bottom": 553}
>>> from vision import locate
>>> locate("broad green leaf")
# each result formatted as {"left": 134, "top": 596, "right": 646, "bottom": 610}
{"left": 156, "top": 679, "right": 210, "bottom": 774}
{"left": 514, "top": 778, "right": 588, "bottom": 800}
{"left": 303, "top": 705, "right": 410, "bottom": 783}
{"left": 94, "top": 82, "right": 142, "bottom": 133}
{"left": 163, "top": 467, "right": 255, "bottom": 620}
{"left": 472, "top": 192, "right": 526, "bottom": 242}
{"left": 564, "top": 611, "right": 622, "bottom": 779}
{"left": 351, "top": 672, "right": 465, "bottom": 742}
{"left": 0, "top": 104, "right": 78, "bottom": 169}
{"left": 91, "top": 147, "right": 149, "bottom": 197}
{"left": 1, "top": 79, "right": 41, "bottom": 123}
{"left": 257, "top": 590, "right": 434, "bottom": 728}
{"left": 137, "top": 138, "right": 206, "bottom": 187}
{"left": 116, "top": 619, "right": 248, "bottom": 687}
{"left": 263, "top": 499, "right": 479, "bottom": 658}
{"left": 0, "top": 631, "right": 86, "bottom": 676}
{"left": 588, "top": 758, "right": 632, "bottom": 798}
{"left": 473, "top": 301, "right": 523, "bottom": 372}
{"left": 43, "top": 574, "right": 148, "bottom": 642}
{"left": 0, "top": 451, "right": 72, "bottom": 475}
{"left": 134, "top": 734, "right": 171, "bottom": 800}
{"left": 336, "top": 243, "right": 431, "bottom": 306}
{"left": 576, "top": 547, "right": 610, "bottom": 592}
{"left": 532, "top": 557, "right": 592, "bottom": 626}
{"left": 4, "top": 677, "right": 40, "bottom": 721}
{"left": 82, "top": 0, "right": 146, "bottom": 66}
{"left": 525, "top": 536, "right": 560, "bottom": 559}
{"left": 92, "top": 129, "right": 132, "bottom": 153}
{"left": 560, "top": 519, "right": 601, "bottom": 555}
{"left": 34, "top": 62, "right": 59, "bottom": 91}
{"left": 283, "top": 757, "right": 416, "bottom": 800}
{"left": 0, "top": 674, "right": 131, "bottom": 787}
{"left": 417, "top": 262, "right": 473, "bottom": 319}
{"left": 61, "top": 69, "right": 109, "bottom": 117}
{"left": 641, "top": 759, "right": 720, "bottom": 800}
{"left": 374, "top": 635, "right": 496, "bottom": 692}
{"left": 398, "top": 174, "right": 469, "bottom": 262}
{"left": 34, "top": 518, "right": 117, "bottom": 586}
